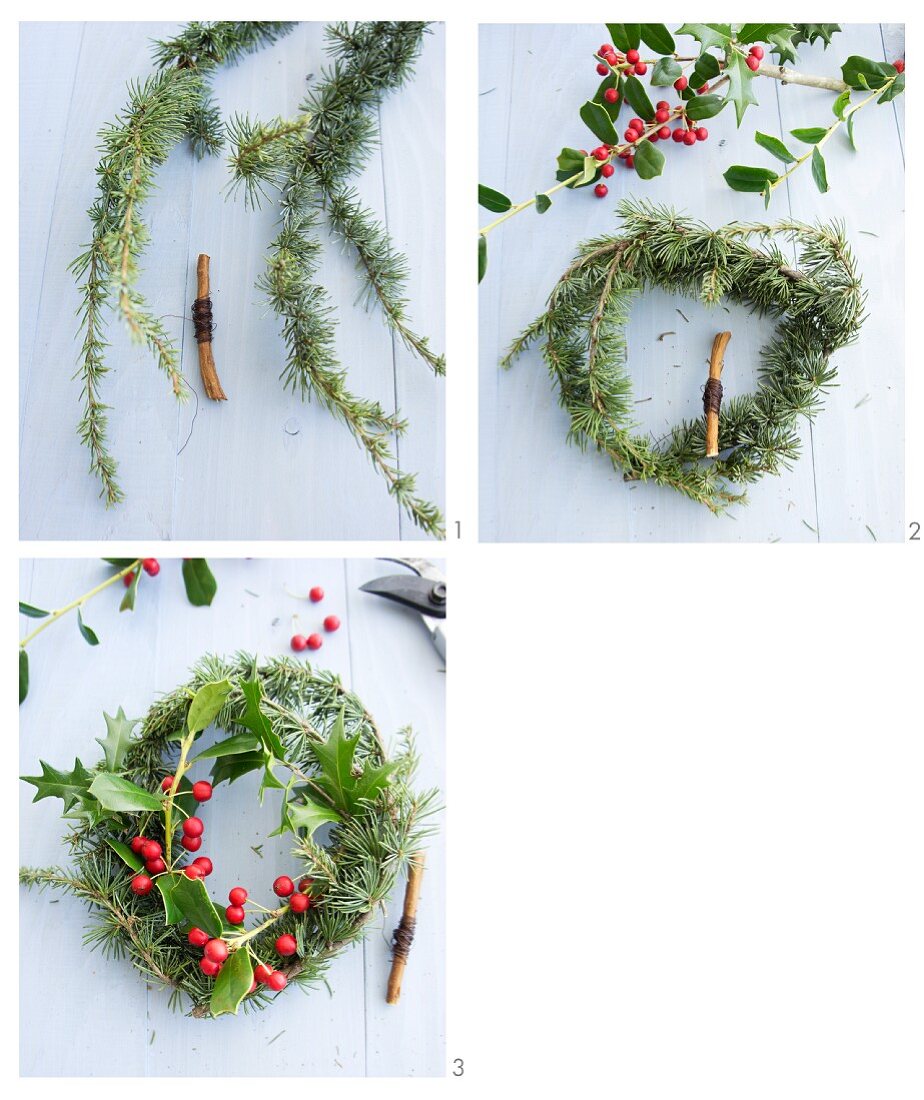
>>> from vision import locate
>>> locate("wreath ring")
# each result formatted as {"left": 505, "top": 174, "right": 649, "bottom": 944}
{"left": 20, "top": 654, "right": 435, "bottom": 1018}
{"left": 504, "top": 200, "right": 866, "bottom": 513}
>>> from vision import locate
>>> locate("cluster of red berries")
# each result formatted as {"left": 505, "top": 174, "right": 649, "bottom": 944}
{"left": 595, "top": 42, "right": 647, "bottom": 78}
{"left": 127, "top": 774, "right": 214, "bottom": 894}
{"left": 290, "top": 586, "right": 341, "bottom": 653}
{"left": 745, "top": 44, "right": 764, "bottom": 72}
{"left": 123, "top": 558, "right": 160, "bottom": 586}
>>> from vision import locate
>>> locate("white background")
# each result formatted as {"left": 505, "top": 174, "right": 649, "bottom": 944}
{"left": 7, "top": 3, "right": 924, "bottom": 1098}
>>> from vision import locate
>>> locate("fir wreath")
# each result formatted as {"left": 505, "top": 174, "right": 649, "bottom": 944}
{"left": 20, "top": 655, "right": 437, "bottom": 1018}
{"left": 504, "top": 200, "right": 866, "bottom": 513}
{"left": 71, "top": 21, "right": 444, "bottom": 536}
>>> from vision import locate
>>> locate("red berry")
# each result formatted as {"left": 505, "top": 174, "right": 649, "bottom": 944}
{"left": 596, "top": 63, "right": 608, "bottom": 76}
{"left": 204, "top": 939, "right": 229, "bottom": 963}
{"left": 275, "top": 934, "right": 298, "bottom": 957}
{"left": 142, "top": 558, "right": 160, "bottom": 576}
{"left": 599, "top": 43, "right": 613, "bottom": 55}
{"left": 626, "top": 48, "right": 639, "bottom": 64}
{"left": 160, "top": 775, "right": 174, "bottom": 792}
{"left": 297, "top": 877, "right": 314, "bottom": 893}
{"left": 628, "top": 118, "right": 643, "bottom": 131}
{"left": 654, "top": 108, "right": 670, "bottom": 123}
{"left": 290, "top": 634, "right": 307, "bottom": 652}
{"left": 248, "top": 980, "right": 258, "bottom": 994}
{"left": 749, "top": 45, "right": 764, "bottom": 61}
{"left": 273, "top": 875, "right": 295, "bottom": 897}
{"left": 674, "top": 76, "right": 688, "bottom": 91}
{"left": 129, "top": 836, "right": 146, "bottom": 855}
{"left": 601, "top": 163, "right": 615, "bottom": 178}
{"left": 145, "top": 857, "right": 167, "bottom": 875}
{"left": 306, "top": 634, "right": 323, "bottom": 651}
{"left": 226, "top": 905, "right": 246, "bottom": 924}
{"left": 604, "top": 88, "right": 619, "bottom": 104}
{"left": 695, "top": 127, "right": 709, "bottom": 142}
{"left": 184, "top": 865, "right": 204, "bottom": 879}
{"left": 746, "top": 55, "right": 760, "bottom": 71}
{"left": 200, "top": 957, "right": 221, "bottom": 977}
{"left": 182, "top": 817, "right": 204, "bottom": 838}
{"left": 123, "top": 571, "right": 136, "bottom": 587}
{"left": 672, "top": 127, "right": 685, "bottom": 142}
{"left": 625, "top": 155, "right": 635, "bottom": 168}
{"left": 181, "top": 835, "right": 202, "bottom": 852}
{"left": 141, "top": 840, "right": 162, "bottom": 861}
{"left": 254, "top": 962, "right": 274, "bottom": 984}
{"left": 894, "top": 59, "right": 905, "bottom": 73}
{"left": 188, "top": 926, "right": 209, "bottom": 947}
{"left": 229, "top": 887, "right": 248, "bottom": 907}
{"left": 289, "top": 892, "right": 310, "bottom": 914}
{"left": 592, "top": 146, "right": 608, "bottom": 161}
{"left": 594, "top": 183, "right": 608, "bottom": 198}
{"left": 130, "top": 874, "right": 153, "bottom": 896}
{"left": 656, "top": 100, "right": 669, "bottom": 110}
{"left": 658, "top": 126, "right": 671, "bottom": 140}
{"left": 192, "top": 781, "right": 212, "bottom": 803}
{"left": 193, "top": 856, "right": 213, "bottom": 877}
{"left": 634, "top": 62, "right": 647, "bottom": 75}
{"left": 683, "top": 130, "right": 697, "bottom": 145}
{"left": 648, "top": 131, "right": 659, "bottom": 142}
{"left": 309, "top": 587, "right": 324, "bottom": 603}
{"left": 267, "top": 971, "right": 287, "bottom": 992}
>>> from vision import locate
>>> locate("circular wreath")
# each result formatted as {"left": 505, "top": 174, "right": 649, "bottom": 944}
{"left": 503, "top": 200, "right": 865, "bottom": 513}
{"left": 20, "top": 654, "right": 435, "bottom": 1018}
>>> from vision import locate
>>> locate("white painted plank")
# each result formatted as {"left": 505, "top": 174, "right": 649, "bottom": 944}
{"left": 775, "top": 24, "right": 904, "bottom": 542}
{"left": 20, "top": 23, "right": 444, "bottom": 540}
{"left": 20, "top": 558, "right": 445, "bottom": 1076}
{"left": 479, "top": 23, "right": 902, "bottom": 542}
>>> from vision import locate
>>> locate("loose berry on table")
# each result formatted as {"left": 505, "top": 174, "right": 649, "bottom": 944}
{"left": 306, "top": 634, "right": 323, "bottom": 651}
{"left": 594, "top": 183, "right": 608, "bottom": 198}
{"left": 309, "top": 587, "right": 324, "bottom": 602}
{"left": 290, "top": 634, "right": 307, "bottom": 653}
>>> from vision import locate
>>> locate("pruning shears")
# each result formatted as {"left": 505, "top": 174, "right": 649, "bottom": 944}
{"left": 359, "top": 558, "right": 446, "bottom": 661}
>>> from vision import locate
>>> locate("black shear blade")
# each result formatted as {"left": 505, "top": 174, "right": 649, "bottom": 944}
{"left": 359, "top": 575, "right": 447, "bottom": 619}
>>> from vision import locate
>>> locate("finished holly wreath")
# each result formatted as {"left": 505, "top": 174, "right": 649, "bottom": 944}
{"left": 20, "top": 655, "right": 437, "bottom": 1018}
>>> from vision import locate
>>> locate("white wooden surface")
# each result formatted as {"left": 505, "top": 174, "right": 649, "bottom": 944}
{"left": 479, "top": 24, "right": 905, "bottom": 542}
{"left": 19, "top": 558, "right": 445, "bottom": 1076}
{"left": 19, "top": 23, "right": 445, "bottom": 540}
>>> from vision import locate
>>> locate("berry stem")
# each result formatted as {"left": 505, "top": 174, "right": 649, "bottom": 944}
{"left": 226, "top": 906, "right": 288, "bottom": 951}
{"left": 163, "top": 723, "right": 199, "bottom": 866}
{"left": 19, "top": 560, "right": 142, "bottom": 648}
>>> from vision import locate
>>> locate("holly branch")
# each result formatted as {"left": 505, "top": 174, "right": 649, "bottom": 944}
{"left": 478, "top": 22, "right": 904, "bottom": 281}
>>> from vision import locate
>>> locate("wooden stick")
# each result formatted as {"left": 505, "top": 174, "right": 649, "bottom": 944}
{"left": 193, "top": 254, "right": 227, "bottom": 401}
{"left": 386, "top": 852, "right": 426, "bottom": 1005}
{"left": 705, "top": 331, "right": 731, "bottom": 458}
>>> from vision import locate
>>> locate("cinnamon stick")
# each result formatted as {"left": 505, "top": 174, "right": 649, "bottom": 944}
{"left": 386, "top": 852, "right": 426, "bottom": 1005}
{"left": 193, "top": 254, "right": 227, "bottom": 401}
{"left": 704, "top": 331, "right": 730, "bottom": 458}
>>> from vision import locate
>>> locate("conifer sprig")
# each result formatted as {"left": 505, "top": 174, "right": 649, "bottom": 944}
{"left": 70, "top": 22, "right": 295, "bottom": 505}
{"left": 505, "top": 199, "right": 865, "bottom": 513}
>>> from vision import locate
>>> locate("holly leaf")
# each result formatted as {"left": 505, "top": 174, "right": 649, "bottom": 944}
{"left": 736, "top": 24, "right": 793, "bottom": 45}
{"left": 95, "top": 706, "right": 139, "bottom": 770}
{"left": 105, "top": 839, "right": 183, "bottom": 923}
{"left": 675, "top": 23, "right": 732, "bottom": 54}
{"left": 192, "top": 732, "right": 261, "bottom": 762}
{"left": 211, "top": 751, "right": 264, "bottom": 787}
{"left": 841, "top": 55, "right": 894, "bottom": 91}
{"left": 19, "top": 602, "right": 49, "bottom": 618}
{"left": 238, "top": 679, "right": 285, "bottom": 759}
{"left": 725, "top": 50, "right": 760, "bottom": 125}
{"left": 767, "top": 26, "right": 801, "bottom": 64}
{"left": 311, "top": 711, "right": 394, "bottom": 815}
{"left": 350, "top": 759, "right": 399, "bottom": 808}
{"left": 478, "top": 235, "right": 487, "bottom": 283}
{"left": 88, "top": 773, "right": 163, "bottom": 813}
{"left": 119, "top": 567, "right": 141, "bottom": 611}
{"left": 579, "top": 100, "right": 618, "bottom": 145}
{"left": 832, "top": 90, "right": 851, "bottom": 119}
{"left": 639, "top": 24, "right": 675, "bottom": 55}
{"left": 76, "top": 608, "right": 99, "bottom": 646}
{"left": 754, "top": 131, "right": 795, "bottom": 163}
{"left": 690, "top": 53, "right": 721, "bottom": 87}
{"left": 186, "top": 679, "right": 233, "bottom": 736}
{"left": 622, "top": 75, "right": 654, "bottom": 122}
{"left": 535, "top": 194, "right": 551, "bottom": 214}
{"left": 605, "top": 24, "right": 640, "bottom": 52}
{"left": 211, "top": 948, "right": 253, "bottom": 1017}
{"left": 847, "top": 111, "right": 857, "bottom": 150}
{"left": 170, "top": 873, "right": 223, "bottom": 938}
{"left": 791, "top": 127, "right": 828, "bottom": 144}
{"left": 811, "top": 146, "right": 829, "bottom": 193}
{"left": 102, "top": 558, "right": 137, "bottom": 568}
{"left": 632, "top": 140, "right": 664, "bottom": 181}
{"left": 723, "top": 164, "right": 779, "bottom": 192}
{"left": 878, "top": 73, "right": 904, "bottom": 104}
{"left": 478, "top": 184, "right": 511, "bottom": 213}
{"left": 21, "top": 758, "right": 92, "bottom": 811}
{"left": 684, "top": 95, "right": 727, "bottom": 121}
{"left": 181, "top": 559, "right": 217, "bottom": 607}
{"left": 259, "top": 756, "right": 286, "bottom": 804}
{"left": 19, "top": 649, "right": 28, "bottom": 704}
{"left": 270, "top": 793, "right": 342, "bottom": 839}
{"left": 650, "top": 57, "right": 681, "bottom": 86}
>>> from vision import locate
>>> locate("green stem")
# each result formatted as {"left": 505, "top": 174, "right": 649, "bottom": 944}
{"left": 227, "top": 906, "right": 287, "bottom": 951}
{"left": 163, "top": 725, "right": 197, "bottom": 866}
{"left": 19, "top": 561, "right": 141, "bottom": 648}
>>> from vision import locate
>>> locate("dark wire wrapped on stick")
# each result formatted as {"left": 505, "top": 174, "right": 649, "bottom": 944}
{"left": 192, "top": 254, "right": 227, "bottom": 401}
